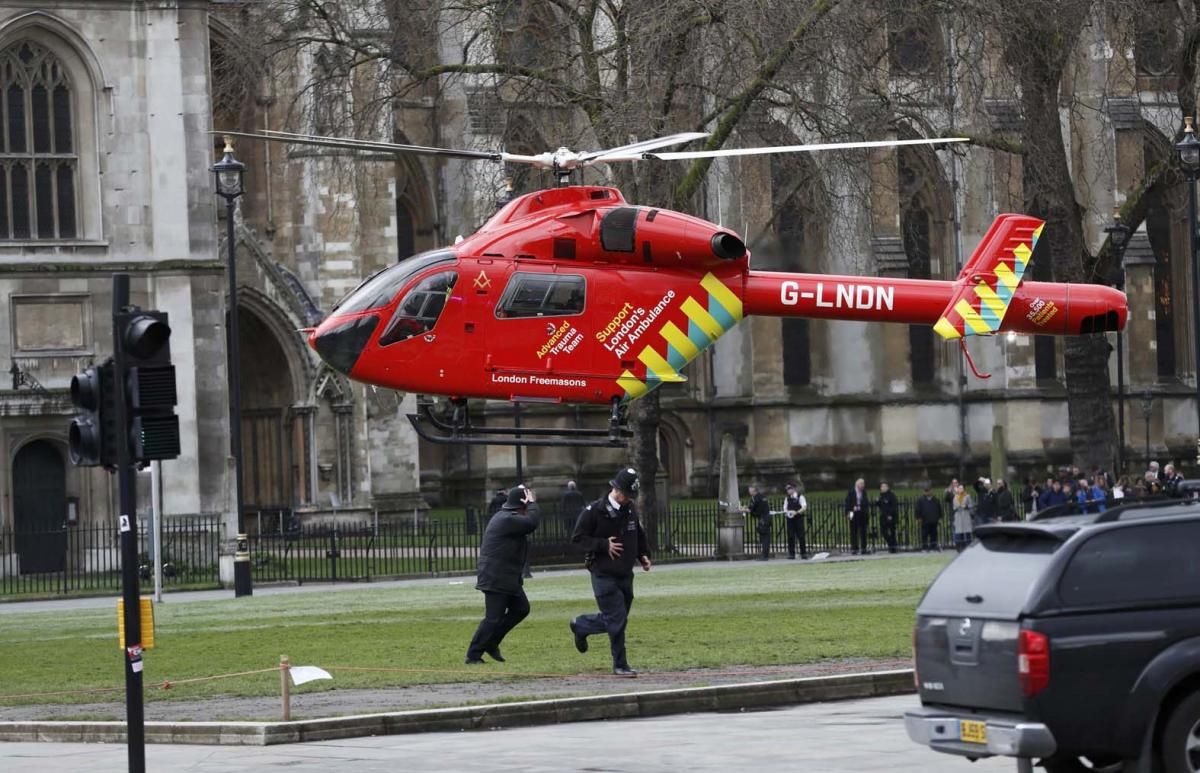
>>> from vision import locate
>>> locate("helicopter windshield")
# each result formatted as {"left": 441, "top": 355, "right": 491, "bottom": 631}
{"left": 379, "top": 270, "right": 458, "bottom": 345}
{"left": 332, "top": 249, "right": 456, "bottom": 315}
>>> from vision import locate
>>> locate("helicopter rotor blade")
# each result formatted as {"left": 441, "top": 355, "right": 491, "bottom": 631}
{"left": 215, "top": 129, "right": 505, "bottom": 162}
{"left": 636, "top": 136, "right": 969, "bottom": 161}
{"left": 579, "top": 131, "right": 710, "bottom": 164}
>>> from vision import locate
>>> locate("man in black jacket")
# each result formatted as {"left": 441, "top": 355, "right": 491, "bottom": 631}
{"left": 748, "top": 485, "right": 772, "bottom": 560}
{"left": 915, "top": 486, "right": 942, "bottom": 551}
{"left": 559, "top": 480, "right": 587, "bottom": 527}
{"left": 568, "top": 466, "right": 651, "bottom": 678}
{"left": 464, "top": 484, "right": 539, "bottom": 664}
{"left": 876, "top": 482, "right": 899, "bottom": 554}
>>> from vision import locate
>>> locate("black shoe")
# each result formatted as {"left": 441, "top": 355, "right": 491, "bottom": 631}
{"left": 612, "top": 667, "right": 638, "bottom": 678}
{"left": 569, "top": 620, "right": 588, "bottom": 653}
{"left": 485, "top": 646, "right": 505, "bottom": 663}
{"left": 464, "top": 656, "right": 486, "bottom": 664}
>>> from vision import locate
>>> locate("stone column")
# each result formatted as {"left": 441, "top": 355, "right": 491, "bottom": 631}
{"left": 716, "top": 433, "right": 744, "bottom": 559}
{"left": 1123, "top": 231, "right": 1157, "bottom": 388}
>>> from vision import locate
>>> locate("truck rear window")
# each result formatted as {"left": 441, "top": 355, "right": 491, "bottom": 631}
{"left": 919, "top": 532, "right": 1061, "bottom": 618}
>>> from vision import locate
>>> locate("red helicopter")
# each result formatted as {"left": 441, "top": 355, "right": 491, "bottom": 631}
{"left": 222, "top": 129, "right": 1128, "bottom": 447}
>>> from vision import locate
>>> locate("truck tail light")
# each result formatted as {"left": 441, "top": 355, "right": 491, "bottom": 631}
{"left": 912, "top": 624, "right": 919, "bottom": 689}
{"left": 1018, "top": 629, "right": 1049, "bottom": 696}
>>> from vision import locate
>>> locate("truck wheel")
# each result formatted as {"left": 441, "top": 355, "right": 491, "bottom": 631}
{"left": 1162, "top": 691, "right": 1200, "bottom": 773}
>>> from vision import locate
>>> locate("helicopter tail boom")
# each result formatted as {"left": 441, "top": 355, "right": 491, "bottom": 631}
{"left": 742, "top": 272, "right": 1126, "bottom": 337}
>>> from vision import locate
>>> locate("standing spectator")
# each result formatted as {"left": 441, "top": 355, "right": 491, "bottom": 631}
{"left": 487, "top": 487, "right": 507, "bottom": 519}
{"left": 783, "top": 482, "right": 808, "bottom": 560}
{"left": 559, "top": 480, "right": 587, "bottom": 526}
{"left": 915, "top": 486, "right": 943, "bottom": 551}
{"left": 465, "top": 484, "right": 539, "bottom": 664}
{"left": 569, "top": 466, "right": 651, "bottom": 678}
{"left": 1089, "top": 477, "right": 1108, "bottom": 513}
{"left": 876, "top": 482, "right": 899, "bottom": 554}
{"left": 952, "top": 484, "right": 975, "bottom": 552}
{"left": 995, "top": 479, "right": 1017, "bottom": 522}
{"left": 1147, "top": 461, "right": 1161, "bottom": 484}
{"left": 1113, "top": 476, "right": 1128, "bottom": 501}
{"left": 1075, "top": 478, "right": 1091, "bottom": 513}
{"left": 845, "top": 478, "right": 869, "bottom": 555}
{"left": 1020, "top": 477, "right": 1037, "bottom": 519}
{"left": 747, "top": 485, "right": 773, "bottom": 560}
{"left": 1164, "top": 463, "right": 1185, "bottom": 495}
{"left": 943, "top": 478, "right": 960, "bottom": 512}
{"left": 975, "top": 478, "right": 997, "bottom": 524}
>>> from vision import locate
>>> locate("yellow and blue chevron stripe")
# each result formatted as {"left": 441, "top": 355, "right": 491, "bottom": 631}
{"left": 933, "top": 217, "right": 1043, "bottom": 340}
{"left": 617, "top": 272, "right": 742, "bottom": 400}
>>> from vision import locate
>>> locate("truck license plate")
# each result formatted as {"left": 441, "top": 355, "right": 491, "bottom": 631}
{"left": 959, "top": 720, "right": 987, "bottom": 744}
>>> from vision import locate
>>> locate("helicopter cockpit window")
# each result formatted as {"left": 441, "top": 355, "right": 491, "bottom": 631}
{"left": 379, "top": 271, "right": 458, "bottom": 345}
{"left": 495, "top": 273, "right": 586, "bottom": 318}
{"left": 333, "top": 250, "right": 455, "bottom": 315}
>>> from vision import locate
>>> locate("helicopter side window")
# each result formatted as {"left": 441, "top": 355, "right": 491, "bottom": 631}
{"left": 379, "top": 271, "right": 458, "bottom": 345}
{"left": 495, "top": 273, "right": 586, "bottom": 318}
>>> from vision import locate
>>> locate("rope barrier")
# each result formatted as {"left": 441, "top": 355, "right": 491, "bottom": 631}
{"left": 0, "top": 660, "right": 905, "bottom": 702}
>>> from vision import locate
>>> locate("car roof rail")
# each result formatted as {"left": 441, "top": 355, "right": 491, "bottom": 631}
{"left": 1093, "top": 492, "right": 1200, "bottom": 523}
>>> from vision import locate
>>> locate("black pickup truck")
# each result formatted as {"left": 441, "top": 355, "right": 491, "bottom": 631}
{"left": 904, "top": 497, "right": 1200, "bottom": 773}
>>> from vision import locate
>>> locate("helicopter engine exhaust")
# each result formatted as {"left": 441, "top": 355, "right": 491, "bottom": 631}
{"left": 711, "top": 232, "right": 746, "bottom": 260}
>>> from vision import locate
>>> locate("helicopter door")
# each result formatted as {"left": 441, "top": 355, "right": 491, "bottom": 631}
{"left": 491, "top": 270, "right": 592, "bottom": 389}
{"left": 376, "top": 269, "right": 463, "bottom": 384}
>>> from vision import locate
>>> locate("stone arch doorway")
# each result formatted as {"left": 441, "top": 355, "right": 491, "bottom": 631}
{"left": 238, "top": 304, "right": 311, "bottom": 519}
{"left": 13, "top": 439, "right": 66, "bottom": 573}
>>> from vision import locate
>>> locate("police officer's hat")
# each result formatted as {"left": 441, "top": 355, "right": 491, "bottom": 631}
{"left": 502, "top": 484, "right": 529, "bottom": 510}
{"left": 609, "top": 467, "right": 640, "bottom": 498}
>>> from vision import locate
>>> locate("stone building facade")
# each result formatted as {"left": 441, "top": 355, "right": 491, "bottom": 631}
{"left": 216, "top": 2, "right": 1200, "bottom": 504}
{"left": 3, "top": 0, "right": 1194, "bottom": 582}
{"left": 0, "top": 2, "right": 231, "bottom": 577}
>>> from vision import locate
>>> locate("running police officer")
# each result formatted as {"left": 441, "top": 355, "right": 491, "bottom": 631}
{"left": 568, "top": 467, "right": 651, "bottom": 677}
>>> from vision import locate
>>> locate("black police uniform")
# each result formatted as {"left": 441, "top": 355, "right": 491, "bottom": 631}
{"left": 465, "top": 486, "right": 539, "bottom": 663}
{"left": 569, "top": 468, "right": 649, "bottom": 675}
{"left": 784, "top": 491, "right": 807, "bottom": 559}
{"left": 750, "top": 492, "right": 772, "bottom": 559}
{"left": 876, "top": 489, "right": 899, "bottom": 553}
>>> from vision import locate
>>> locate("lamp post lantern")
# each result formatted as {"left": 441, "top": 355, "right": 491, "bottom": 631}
{"left": 1176, "top": 117, "right": 1200, "bottom": 471}
{"left": 1105, "top": 211, "right": 1132, "bottom": 476}
{"left": 212, "top": 137, "right": 251, "bottom": 597}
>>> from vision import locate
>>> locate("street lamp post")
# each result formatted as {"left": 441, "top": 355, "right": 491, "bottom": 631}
{"left": 1142, "top": 390, "right": 1154, "bottom": 473}
{"left": 212, "top": 137, "right": 252, "bottom": 597}
{"left": 1176, "top": 117, "right": 1200, "bottom": 472}
{"left": 1105, "top": 212, "right": 1132, "bottom": 476}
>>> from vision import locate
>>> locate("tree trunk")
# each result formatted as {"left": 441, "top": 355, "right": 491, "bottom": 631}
{"left": 631, "top": 391, "right": 661, "bottom": 552}
{"left": 1008, "top": 18, "right": 1116, "bottom": 470}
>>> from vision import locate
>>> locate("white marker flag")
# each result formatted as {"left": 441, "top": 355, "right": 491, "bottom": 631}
{"left": 289, "top": 666, "right": 333, "bottom": 686}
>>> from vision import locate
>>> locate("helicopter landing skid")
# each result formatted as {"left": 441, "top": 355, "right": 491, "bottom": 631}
{"left": 407, "top": 398, "right": 632, "bottom": 447}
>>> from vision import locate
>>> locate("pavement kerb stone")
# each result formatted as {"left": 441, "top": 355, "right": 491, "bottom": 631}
{"left": 0, "top": 669, "right": 916, "bottom": 746}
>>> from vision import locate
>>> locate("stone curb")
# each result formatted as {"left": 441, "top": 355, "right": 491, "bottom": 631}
{"left": 0, "top": 669, "right": 915, "bottom": 746}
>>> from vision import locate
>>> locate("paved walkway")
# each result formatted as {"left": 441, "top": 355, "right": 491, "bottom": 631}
{"left": 0, "top": 695, "right": 1007, "bottom": 772}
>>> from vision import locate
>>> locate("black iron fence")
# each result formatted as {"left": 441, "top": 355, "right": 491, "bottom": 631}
{"left": 0, "top": 515, "right": 221, "bottom": 597}
{"left": 0, "top": 496, "right": 1026, "bottom": 593}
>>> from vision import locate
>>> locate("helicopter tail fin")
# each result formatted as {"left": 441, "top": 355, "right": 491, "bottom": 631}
{"left": 932, "top": 214, "right": 1045, "bottom": 340}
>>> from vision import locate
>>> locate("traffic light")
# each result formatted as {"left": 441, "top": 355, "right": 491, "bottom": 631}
{"left": 69, "top": 357, "right": 117, "bottom": 467}
{"left": 116, "top": 310, "right": 180, "bottom": 464}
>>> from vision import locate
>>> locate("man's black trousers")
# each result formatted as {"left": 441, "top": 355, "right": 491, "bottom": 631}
{"left": 573, "top": 573, "right": 634, "bottom": 670}
{"left": 850, "top": 512, "right": 869, "bottom": 552}
{"left": 466, "top": 589, "right": 530, "bottom": 659}
{"left": 921, "top": 522, "right": 939, "bottom": 550}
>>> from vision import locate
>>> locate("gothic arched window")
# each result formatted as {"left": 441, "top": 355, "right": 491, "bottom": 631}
{"left": 0, "top": 40, "right": 76, "bottom": 239}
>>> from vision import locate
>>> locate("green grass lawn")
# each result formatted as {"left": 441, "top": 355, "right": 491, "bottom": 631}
{"left": 0, "top": 555, "right": 952, "bottom": 706}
